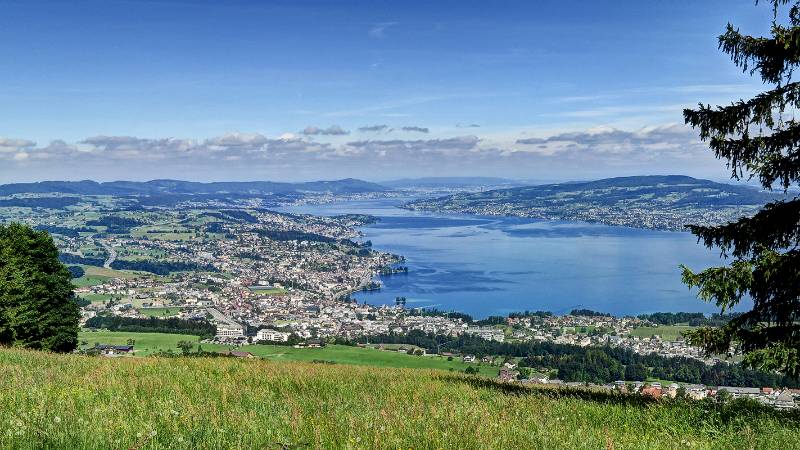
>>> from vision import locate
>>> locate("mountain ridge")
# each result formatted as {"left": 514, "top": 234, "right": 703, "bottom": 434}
{"left": 0, "top": 178, "right": 388, "bottom": 196}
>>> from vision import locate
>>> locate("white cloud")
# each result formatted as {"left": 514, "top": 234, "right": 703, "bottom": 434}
{"left": 368, "top": 22, "right": 398, "bottom": 39}
{"left": 302, "top": 125, "right": 349, "bottom": 136}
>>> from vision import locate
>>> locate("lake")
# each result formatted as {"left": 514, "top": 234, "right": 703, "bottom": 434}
{"left": 280, "top": 198, "right": 737, "bottom": 318}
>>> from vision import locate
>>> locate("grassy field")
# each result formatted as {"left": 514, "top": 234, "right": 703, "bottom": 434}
{"left": 1, "top": 349, "right": 798, "bottom": 449}
{"left": 72, "top": 265, "right": 134, "bottom": 287}
{"left": 137, "top": 307, "right": 185, "bottom": 318}
{"left": 248, "top": 287, "right": 287, "bottom": 296}
{"left": 630, "top": 325, "right": 697, "bottom": 341}
{"left": 79, "top": 331, "right": 195, "bottom": 355}
{"left": 75, "top": 293, "right": 114, "bottom": 304}
{"left": 224, "top": 343, "right": 500, "bottom": 376}
{"left": 77, "top": 331, "right": 498, "bottom": 375}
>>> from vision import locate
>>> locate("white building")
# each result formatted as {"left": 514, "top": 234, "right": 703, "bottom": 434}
{"left": 256, "top": 329, "right": 290, "bottom": 342}
{"left": 216, "top": 323, "right": 245, "bottom": 339}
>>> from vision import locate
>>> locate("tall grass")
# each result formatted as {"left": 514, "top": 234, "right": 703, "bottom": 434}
{"left": 0, "top": 348, "right": 798, "bottom": 449}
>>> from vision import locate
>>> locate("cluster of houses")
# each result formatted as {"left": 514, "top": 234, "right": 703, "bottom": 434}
{"left": 494, "top": 368, "right": 799, "bottom": 409}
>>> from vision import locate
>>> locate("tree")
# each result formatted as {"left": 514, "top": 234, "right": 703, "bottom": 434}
{"left": 66, "top": 266, "right": 85, "bottom": 279}
{"left": 0, "top": 223, "right": 79, "bottom": 352}
{"left": 716, "top": 389, "right": 733, "bottom": 404}
{"left": 676, "top": 386, "right": 687, "bottom": 399}
{"left": 176, "top": 340, "right": 194, "bottom": 355}
{"left": 625, "top": 363, "right": 649, "bottom": 381}
{"left": 682, "top": 0, "right": 800, "bottom": 378}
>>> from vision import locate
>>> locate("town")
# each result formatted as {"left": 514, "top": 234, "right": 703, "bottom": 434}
{"left": 2, "top": 192, "right": 797, "bottom": 410}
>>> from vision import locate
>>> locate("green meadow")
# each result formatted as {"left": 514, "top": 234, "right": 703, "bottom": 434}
{"left": 137, "top": 307, "right": 185, "bottom": 318}
{"left": 248, "top": 287, "right": 287, "bottom": 296}
{"left": 1, "top": 348, "right": 798, "bottom": 449}
{"left": 79, "top": 331, "right": 192, "bottom": 355}
{"left": 77, "top": 331, "right": 498, "bottom": 375}
{"left": 72, "top": 266, "right": 134, "bottom": 288}
{"left": 629, "top": 325, "right": 698, "bottom": 341}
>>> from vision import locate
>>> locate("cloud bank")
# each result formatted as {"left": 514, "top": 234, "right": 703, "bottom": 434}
{"left": 0, "top": 124, "right": 724, "bottom": 182}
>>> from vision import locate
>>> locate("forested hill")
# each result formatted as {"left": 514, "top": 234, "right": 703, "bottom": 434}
{"left": 404, "top": 175, "right": 789, "bottom": 231}
{"left": 0, "top": 178, "right": 388, "bottom": 196}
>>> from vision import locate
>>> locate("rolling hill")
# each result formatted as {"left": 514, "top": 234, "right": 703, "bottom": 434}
{"left": 405, "top": 175, "right": 789, "bottom": 231}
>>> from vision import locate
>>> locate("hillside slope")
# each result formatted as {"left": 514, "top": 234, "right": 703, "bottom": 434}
{"left": 405, "top": 175, "right": 787, "bottom": 230}
{"left": 1, "top": 349, "right": 798, "bottom": 449}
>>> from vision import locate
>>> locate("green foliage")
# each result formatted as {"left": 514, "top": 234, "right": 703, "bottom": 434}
{"left": 110, "top": 259, "right": 217, "bottom": 275}
{"left": 176, "top": 340, "right": 194, "bottom": 355}
{"left": 625, "top": 363, "right": 649, "bottom": 382}
{"left": 85, "top": 315, "right": 216, "bottom": 338}
{"left": 66, "top": 265, "right": 85, "bottom": 279}
{"left": 0, "top": 223, "right": 79, "bottom": 352}
{"left": 637, "top": 311, "right": 739, "bottom": 326}
{"left": 682, "top": 0, "right": 800, "bottom": 377}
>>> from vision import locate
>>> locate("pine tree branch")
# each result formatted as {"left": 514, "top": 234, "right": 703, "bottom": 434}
{"left": 708, "top": 122, "right": 800, "bottom": 188}
{"left": 719, "top": 23, "right": 800, "bottom": 84}
{"left": 686, "top": 198, "right": 800, "bottom": 258}
{"left": 684, "top": 83, "right": 800, "bottom": 142}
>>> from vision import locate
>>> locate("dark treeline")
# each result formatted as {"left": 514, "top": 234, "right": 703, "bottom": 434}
{"left": 86, "top": 216, "right": 143, "bottom": 233}
{"left": 252, "top": 228, "right": 337, "bottom": 243}
{"left": 357, "top": 331, "right": 799, "bottom": 388}
{"left": 205, "top": 222, "right": 226, "bottom": 233}
{"left": 570, "top": 309, "right": 609, "bottom": 317}
{"left": 86, "top": 315, "right": 216, "bottom": 338}
{"left": 67, "top": 266, "right": 85, "bottom": 278}
{"left": 59, "top": 253, "right": 105, "bottom": 267}
{"left": 34, "top": 225, "right": 95, "bottom": 237}
{"left": 638, "top": 312, "right": 741, "bottom": 327}
{"left": 0, "top": 197, "right": 83, "bottom": 209}
{"left": 410, "top": 309, "right": 570, "bottom": 324}
{"left": 219, "top": 210, "right": 259, "bottom": 223}
{"left": 474, "top": 316, "right": 508, "bottom": 326}
{"left": 110, "top": 259, "right": 218, "bottom": 275}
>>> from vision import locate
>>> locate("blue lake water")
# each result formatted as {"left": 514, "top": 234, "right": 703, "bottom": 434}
{"left": 280, "top": 199, "right": 738, "bottom": 318}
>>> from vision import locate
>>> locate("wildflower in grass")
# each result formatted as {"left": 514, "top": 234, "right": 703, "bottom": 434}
{"left": 53, "top": 416, "right": 61, "bottom": 424}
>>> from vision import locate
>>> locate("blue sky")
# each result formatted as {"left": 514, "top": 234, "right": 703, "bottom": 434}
{"left": 0, "top": 0, "right": 777, "bottom": 182}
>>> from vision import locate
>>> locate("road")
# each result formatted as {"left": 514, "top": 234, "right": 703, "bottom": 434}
{"left": 98, "top": 240, "right": 117, "bottom": 269}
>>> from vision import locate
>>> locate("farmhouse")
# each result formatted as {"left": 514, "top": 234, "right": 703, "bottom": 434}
{"left": 94, "top": 344, "right": 134, "bottom": 356}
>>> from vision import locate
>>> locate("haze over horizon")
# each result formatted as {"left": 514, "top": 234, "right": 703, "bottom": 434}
{"left": 0, "top": 1, "right": 776, "bottom": 183}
